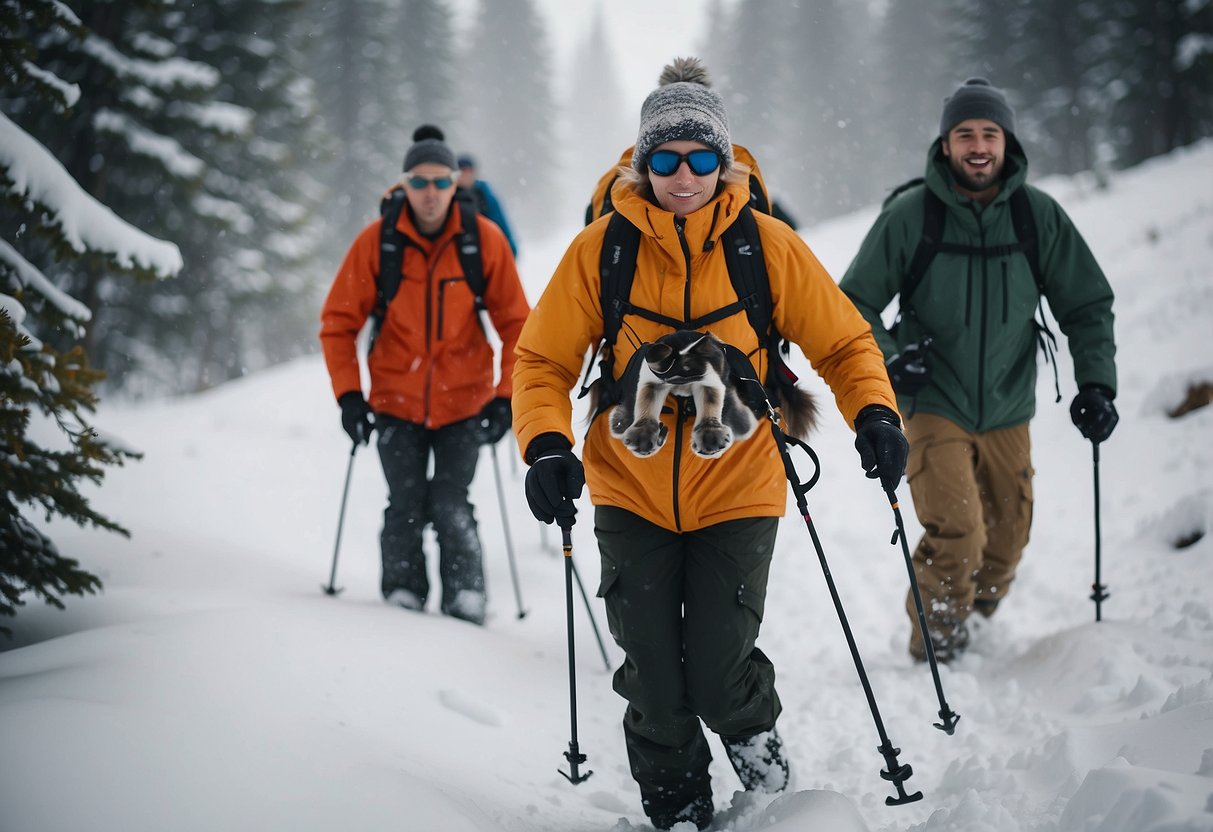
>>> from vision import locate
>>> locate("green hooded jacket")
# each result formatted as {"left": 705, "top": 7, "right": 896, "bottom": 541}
{"left": 839, "top": 138, "right": 1117, "bottom": 432}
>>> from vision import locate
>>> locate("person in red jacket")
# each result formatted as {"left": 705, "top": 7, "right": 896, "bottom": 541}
{"left": 320, "top": 125, "right": 530, "bottom": 625}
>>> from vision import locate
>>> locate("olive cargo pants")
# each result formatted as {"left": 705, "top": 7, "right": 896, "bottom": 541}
{"left": 594, "top": 506, "right": 781, "bottom": 818}
{"left": 904, "top": 413, "right": 1034, "bottom": 653}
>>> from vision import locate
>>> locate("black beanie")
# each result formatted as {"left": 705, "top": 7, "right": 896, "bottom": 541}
{"left": 939, "top": 78, "right": 1016, "bottom": 137}
{"left": 402, "top": 125, "right": 457, "bottom": 172}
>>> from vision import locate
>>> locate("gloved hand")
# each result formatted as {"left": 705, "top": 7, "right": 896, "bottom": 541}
{"left": 338, "top": 391, "right": 374, "bottom": 445}
{"left": 1069, "top": 384, "right": 1118, "bottom": 443}
{"left": 885, "top": 337, "right": 933, "bottom": 396}
{"left": 524, "top": 433, "right": 585, "bottom": 525}
{"left": 854, "top": 404, "right": 909, "bottom": 492}
{"left": 477, "top": 397, "right": 513, "bottom": 445}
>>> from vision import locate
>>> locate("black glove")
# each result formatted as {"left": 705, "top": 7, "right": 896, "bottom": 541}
{"left": 885, "top": 337, "right": 933, "bottom": 396}
{"left": 338, "top": 391, "right": 374, "bottom": 445}
{"left": 477, "top": 397, "right": 513, "bottom": 445}
{"left": 524, "top": 433, "right": 585, "bottom": 525}
{"left": 854, "top": 404, "right": 909, "bottom": 492}
{"left": 1070, "top": 384, "right": 1118, "bottom": 443}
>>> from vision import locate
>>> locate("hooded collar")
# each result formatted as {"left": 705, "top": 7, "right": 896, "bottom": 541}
{"left": 611, "top": 175, "right": 750, "bottom": 260}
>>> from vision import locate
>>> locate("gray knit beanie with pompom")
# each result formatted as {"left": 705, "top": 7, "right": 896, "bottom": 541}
{"left": 633, "top": 57, "right": 733, "bottom": 174}
{"left": 403, "top": 124, "right": 457, "bottom": 172}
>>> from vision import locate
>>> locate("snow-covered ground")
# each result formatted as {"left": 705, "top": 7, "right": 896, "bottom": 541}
{"left": 2, "top": 142, "right": 1211, "bottom": 832}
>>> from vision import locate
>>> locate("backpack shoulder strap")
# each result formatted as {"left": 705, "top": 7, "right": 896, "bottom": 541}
{"left": 720, "top": 205, "right": 771, "bottom": 338}
{"left": 374, "top": 189, "right": 410, "bottom": 326}
{"left": 747, "top": 173, "right": 771, "bottom": 215}
{"left": 1009, "top": 185, "right": 1043, "bottom": 293}
{"left": 902, "top": 185, "right": 946, "bottom": 305}
{"left": 599, "top": 210, "right": 641, "bottom": 351}
{"left": 453, "top": 192, "right": 486, "bottom": 309}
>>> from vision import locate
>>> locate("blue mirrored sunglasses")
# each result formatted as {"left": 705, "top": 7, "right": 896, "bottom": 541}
{"left": 647, "top": 149, "right": 721, "bottom": 177}
{"left": 407, "top": 174, "right": 456, "bottom": 190}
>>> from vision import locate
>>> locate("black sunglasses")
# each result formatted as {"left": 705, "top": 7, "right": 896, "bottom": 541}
{"left": 407, "top": 174, "right": 456, "bottom": 191}
{"left": 648, "top": 149, "right": 721, "bottom": 177}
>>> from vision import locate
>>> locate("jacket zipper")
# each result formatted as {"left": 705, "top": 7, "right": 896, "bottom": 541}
{"left": 672, "top": 399, "right": 688, "bottom": 531}
{"left": 421, "top": 236, "right": 456, "bottom": 427}
{"left": 676, "top": 219, "right": 692, "bottom": 321}
{"left": 1001, "top": 261, "right": 1009, "bottom": 323}
{"left": 437, "top": 276, "right": 463, "bottom": 339}
{"left": 974, "top": 204, "right": 989, "bottom": 427}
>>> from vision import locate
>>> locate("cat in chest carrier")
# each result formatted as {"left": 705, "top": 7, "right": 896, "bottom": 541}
{"left": 608, "top": 329, "right": 818, "bottom": 459}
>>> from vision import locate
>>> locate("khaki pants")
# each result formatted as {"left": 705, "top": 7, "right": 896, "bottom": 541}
{"left": 904, "top": 413, "right": 1034, "bottom": 651}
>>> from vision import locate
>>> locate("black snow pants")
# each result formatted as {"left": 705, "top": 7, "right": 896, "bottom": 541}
{"left": 593, "top": 505, "right": 781, "bottom": 820}
{"left": 376, "top": 414, "right": 485, "bottom": 610}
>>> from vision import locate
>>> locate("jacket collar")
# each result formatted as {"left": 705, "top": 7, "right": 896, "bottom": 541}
{"left": 612, "top": 177, "right": 750, "bottom": 259}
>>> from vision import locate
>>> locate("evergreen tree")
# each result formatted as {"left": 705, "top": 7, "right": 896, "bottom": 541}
{"left": 1, "top": 0, "right": 181, "bottom": 633}
{"left": 402, "top": 0, "right": 458, "bottom": 132}
{"left": 304, "top": 0, "right": 409, "bottom": 256}
{"left": 563, "top": 3, "right": 631, "bottom": 212}
{"left": 1104, "top": 0, "right": 1213, "bottom": 167}
{"left": 874, "top": 0, "right": 954, "bottom": 187}
{"left": 460, "top": 0, "right": 559, "bottom": 239}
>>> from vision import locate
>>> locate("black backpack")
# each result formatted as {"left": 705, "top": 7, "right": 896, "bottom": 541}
{"left": 370, "top": 187, "right": 485, "bottom": 347}
{"left": 888, "top": 178, "right": 1060, "bottom": 400}
{"left": 580, "top": 204, "right": 799, "bottom": 415}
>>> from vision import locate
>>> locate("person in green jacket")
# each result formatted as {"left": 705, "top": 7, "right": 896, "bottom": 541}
{"left": 839, "top": 78, "right": 1119, "bottom": 662}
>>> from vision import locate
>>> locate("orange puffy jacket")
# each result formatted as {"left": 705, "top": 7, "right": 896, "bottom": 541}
{"left": 514, "top": 177, "right": 897, "bottom": 532}
{"left": 585, "top": 143, "right": 772, "bottom": 224}
{"left": 320, "top": 193, "right": 530, "bottom": 429}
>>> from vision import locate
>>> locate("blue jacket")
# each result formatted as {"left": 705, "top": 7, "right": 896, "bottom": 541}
{"left": 469, "top": 180, "right": 518, "bottom": 257}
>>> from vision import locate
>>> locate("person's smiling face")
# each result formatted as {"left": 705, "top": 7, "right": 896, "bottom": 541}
{"left": 942, "top": 118, "right": 1006, "bottom": 199}
{"left": 646, "top": 140, "right": 721, "bottom": 218}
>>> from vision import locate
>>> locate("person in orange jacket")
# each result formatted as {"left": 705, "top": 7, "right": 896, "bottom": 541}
{"left": 320, "top": 125, "right": 530, "bottom": 625}
{"left": 512, "top": 58, "right": 907, "bottom": 830}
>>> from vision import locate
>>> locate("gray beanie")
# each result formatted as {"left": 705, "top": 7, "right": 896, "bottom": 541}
{"left": 633, "top": 57, "right": 733, "bottom": 174}
{"left": 402, "top": 124, "right": 456, "bottom": 172}
{"left": 940, "top": 78, "right": 1016, "bottom": 137}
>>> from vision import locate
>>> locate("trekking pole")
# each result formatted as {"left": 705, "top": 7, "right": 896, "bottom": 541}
{"left": 885, "top": 487, "right": 960, "bottom": 735}
{"left": 771, "top": 424, "right": 922, "bottom": 805}
{"left": 323, "top": 442, "right": 359, "bottom": 596}
{"left": 1089, "top": 441, "right": 1109, "bottom": 621}
{"left": 558, "top": 518, "right": 593, "bottom": 785}
{"left": 489, "top": 443, "right": 527, "bottom": 619}
{"left": 570, "top": 556, "right": 611, "bottom": 672}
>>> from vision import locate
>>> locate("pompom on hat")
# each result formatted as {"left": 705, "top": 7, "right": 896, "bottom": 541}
{"left": 403, "top": 124, "right": 457, "bottom": 172}
{"left": 633, "top": 57, "right": 733, "bottom": 174}
{"left": 939, "top": 78, "right": 1016, "bottom": 137}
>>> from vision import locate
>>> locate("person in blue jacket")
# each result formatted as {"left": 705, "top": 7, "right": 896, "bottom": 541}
{"left": 457, "top": 154, "right": 519, "bottom": 257}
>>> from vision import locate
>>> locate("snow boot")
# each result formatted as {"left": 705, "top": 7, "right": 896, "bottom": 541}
{"left": 649, "top": 794, "right": 713, "bottom": 831}
{"left": 910, "top": 617, "right": 970, "bottom": 663}
{"left": 385, "top": 588, "right": 424, "bottom": 611}
{"left": 722, "top": 727, "right": 790, "bottom": 793}
{"left": 442, "top": 589, "right": 486, "bottom": 625}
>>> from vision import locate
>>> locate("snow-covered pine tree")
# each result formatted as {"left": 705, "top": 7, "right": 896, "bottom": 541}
{"left": 402, "top": 0, "right": 459, "bottom": 134}
{"left": 460, "top": 0, "right": 558, "bottom": 238}
{"left": 0, "top": 0, "right": 182, "bottom": 634}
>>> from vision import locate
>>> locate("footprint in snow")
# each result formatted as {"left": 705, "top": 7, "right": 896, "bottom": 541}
{"left": 438, "top": 688, "right": 502, "bottom": 727}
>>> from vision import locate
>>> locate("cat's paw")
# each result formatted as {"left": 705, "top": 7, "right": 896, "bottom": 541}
{"left": 622, "top": 419, "right": 668, "bottom": 457}
{"left": 608, "top": 405, "right": 633, "bottom": 438}
{"left": 691, "top": 419, "right": 733, "bottom": 458}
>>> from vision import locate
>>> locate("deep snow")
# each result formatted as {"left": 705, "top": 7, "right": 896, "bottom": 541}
{"left": 2, "top": 142, "right": 1211, "bottom": 832}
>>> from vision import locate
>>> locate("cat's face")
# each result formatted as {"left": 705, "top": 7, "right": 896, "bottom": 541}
{"left": 645, "top": 332, "right": 717, "bottom": 384}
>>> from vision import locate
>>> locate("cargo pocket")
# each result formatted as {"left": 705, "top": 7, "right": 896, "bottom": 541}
{"left": 736, "top": 581, "right": 766, "bottom": 624}
{"left": 597, "top": 554, "right": 623, "bottom": 642}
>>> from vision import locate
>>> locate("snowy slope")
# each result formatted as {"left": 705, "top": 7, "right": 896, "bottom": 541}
{"left": 2, "top": 142, "right": 1211, "bottom": 832}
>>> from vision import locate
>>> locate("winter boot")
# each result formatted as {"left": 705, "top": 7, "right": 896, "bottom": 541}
{"left": 909, "top": 617, "right": 970, "bottom": 663}
{"left": 385, "top": 588, "right": 424, "bottom": 611}
{"left": 973, "top": 598, "right": 1001, "bottom": 618}
{"left": 442, "top": 589, "right": 486, "bottom": 625}
{"left": 722, "top": 727, "right": 790, "bottom": 793}
{"left": 649, "top": 794, "right": 713, "bottom": 831}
